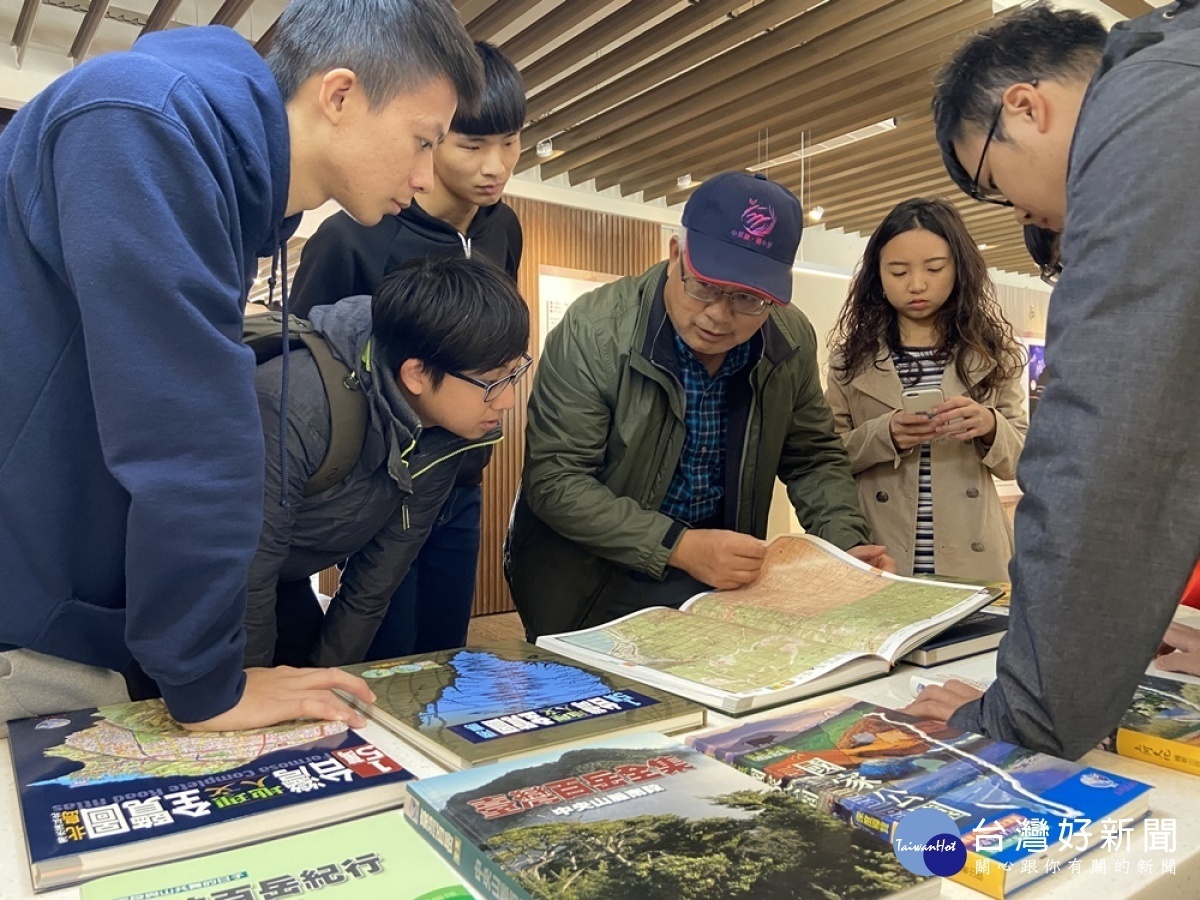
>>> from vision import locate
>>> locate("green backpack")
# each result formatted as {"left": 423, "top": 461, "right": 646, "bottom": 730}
{"left": 243, "top": 313, "right": 368, "bottom": 496}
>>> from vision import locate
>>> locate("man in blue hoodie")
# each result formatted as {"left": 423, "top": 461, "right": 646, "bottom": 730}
{"left": 0, "top": 0, "right": 481, "bottom": 732}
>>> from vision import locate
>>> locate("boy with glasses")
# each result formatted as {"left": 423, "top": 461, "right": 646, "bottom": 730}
{"left": 244, "top": 257, "right": 529, "bottom": 668}
{"left": 290, "top": 40, "right": 525, "bottom": 660}
{"left": 908, "top": 2, "right": 1200, "bottom": 759}
{"left": 506, "top": 171, "right": 893, "bottom": 640}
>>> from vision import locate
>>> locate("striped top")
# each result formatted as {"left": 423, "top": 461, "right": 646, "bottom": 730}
{"left": 893, "top": 348, "right": 945, "bottom": 575}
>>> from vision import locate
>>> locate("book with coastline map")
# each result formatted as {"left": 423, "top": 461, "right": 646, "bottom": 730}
{"left": 405, "top": 731, "right": 938, "bottom": 900}
{"left": 8, "top": 699, "right": 416, "bottom": 892}
{"left": 80, "top": 811, "right": 468, "bottom": 900}
{"left": 538, "top": 534, "right": 998, "bottom": 713}
{"left": 339, "top": 642, "right": 705, "bottom": 770}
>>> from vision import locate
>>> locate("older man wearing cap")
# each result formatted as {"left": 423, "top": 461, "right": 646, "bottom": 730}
{"left": 505, "top": 171, "right": 892, "bottom": 640}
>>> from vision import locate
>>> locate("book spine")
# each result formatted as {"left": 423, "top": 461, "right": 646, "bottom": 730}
{"left": 847, "top": 812, "right": 1009, "bottom": 899}
{"left": 1114, "top": 726, "right": 1200, "bottom": 776}
{"left": 947, "top": 850, "right": 1008, "bottom": 899}
{"left": 405, "top": 793, "right": 533, "bottom": 900}
{"left": 848, "top": 809, "right": 893, "bottom": 843}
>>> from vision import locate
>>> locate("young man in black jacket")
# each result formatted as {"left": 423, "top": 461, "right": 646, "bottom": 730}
{"left": 289, "top": 41, "right": 525, "bottom": 659}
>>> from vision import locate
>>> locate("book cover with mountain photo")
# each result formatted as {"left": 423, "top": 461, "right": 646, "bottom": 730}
{"left": 405, "top": 732, "right": 937, "bottom": 900}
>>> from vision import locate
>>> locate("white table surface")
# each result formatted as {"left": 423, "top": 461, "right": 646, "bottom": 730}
{"left": 5, "top": 628, "right": 1200, "bottom": 899}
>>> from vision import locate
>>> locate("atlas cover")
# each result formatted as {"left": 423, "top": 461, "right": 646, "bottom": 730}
{"left": 341, "top": 641, "right": 705, "bottom": 769}
{"left": 9, "top": 699, "right": 414, "bottom": 891}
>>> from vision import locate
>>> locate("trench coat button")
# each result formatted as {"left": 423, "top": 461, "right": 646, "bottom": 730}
{"left": 971, "top": 541, "right": 985, "bottom": 552}
{"left": 966, "top": 487, "right": 980, "bottom": 498}
{"left": 875, "top": 491, "right": 889, "bottom": 503}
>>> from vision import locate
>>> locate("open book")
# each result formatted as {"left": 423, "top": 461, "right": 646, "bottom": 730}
{"left": 538, "top": 534, "right": 999, "bottom": 714}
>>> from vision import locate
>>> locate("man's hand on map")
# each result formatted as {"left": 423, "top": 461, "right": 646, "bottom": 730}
{"left": 846, "top": 544, "right": 897, "bottom": 573}
{"left": 902, "top": 678, "right": 984, "bottom": 722}
{"left": 1155, "top": 621, "right": 1200, "bottom": 676}
{"left": 179, "top": 667, "right": 376, "bottom": 732}
{"left": 669, "top": 529, "right": 767, "bottom": 590}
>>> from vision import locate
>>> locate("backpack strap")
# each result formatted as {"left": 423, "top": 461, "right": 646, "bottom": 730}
{"left": 296, "top": 329, "right": 368, "bottom": 496}
{"left": 244, "top": 313, "right": 368, "bottom": 497}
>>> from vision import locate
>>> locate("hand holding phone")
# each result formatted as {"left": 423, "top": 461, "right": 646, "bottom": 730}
{"left": 901, "top": 387, "right": 944, "bottom": 417}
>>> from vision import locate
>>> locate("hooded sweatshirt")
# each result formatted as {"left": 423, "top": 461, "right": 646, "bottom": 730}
{"left": 0, "top": 26, "right": 298, "bottom": 723}
{"left": 246, "top": 297, "right": 500, "bottom": 667}
{"left": 289, "top": 201, "right": 523, "bottom": 317}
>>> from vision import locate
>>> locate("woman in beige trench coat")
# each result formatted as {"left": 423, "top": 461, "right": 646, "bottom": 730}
{"left": 825, "top": 199, "right": 1028, "bottom": 582}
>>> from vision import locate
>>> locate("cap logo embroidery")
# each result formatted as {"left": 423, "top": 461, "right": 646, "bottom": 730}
{"left": 741, "top": 199, "right": 777, "bottom": 238}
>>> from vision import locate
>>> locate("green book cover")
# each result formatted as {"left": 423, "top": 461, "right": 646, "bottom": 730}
{"left": 80, "top": 811, "right": 469, "bottom": 900}
{"left": 406, "top": 732, "right": 936, "bottom": 900}
{"left": 341, "top": 641, "right": 706, "bottom": 769}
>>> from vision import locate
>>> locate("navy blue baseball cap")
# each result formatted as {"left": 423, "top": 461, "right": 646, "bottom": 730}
{"left": 680, "top": 171, "right": 803, "bottom": 305}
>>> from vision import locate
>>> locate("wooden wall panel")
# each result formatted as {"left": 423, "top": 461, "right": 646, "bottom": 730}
{"left": 472, "top": 197, "right": 664, "bottom": 616}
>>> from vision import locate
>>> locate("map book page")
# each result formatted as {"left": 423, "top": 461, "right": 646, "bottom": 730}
{"left": 548, "top": 606, "right": 869, "bottom": 695}
{"left": 683, "top": 535, "right": 988, "bottom": 655}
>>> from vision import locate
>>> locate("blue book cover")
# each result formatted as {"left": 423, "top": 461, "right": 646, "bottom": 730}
{"left": 9, "top": 699, "right": 416, "bottom": 891}
{"left": 341, "top": 642, "right": 705, "bottom": 769}
{"left": 406, "top": 732, "right": 936, "bottom": 899}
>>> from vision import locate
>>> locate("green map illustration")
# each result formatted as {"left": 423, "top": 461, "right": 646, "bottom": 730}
{"left": 41, "top": 699, "right": 348, "bottom": 786}
{"left": 558, "top": 536, "right": 982, "bottom": 693}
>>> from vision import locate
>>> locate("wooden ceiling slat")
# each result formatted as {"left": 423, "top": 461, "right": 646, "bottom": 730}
{"left": 562, "top": 2, "right": 980, "bottom": 190}
{"left": 522, "top": 0, "right": 819, "bottom": 144}
{"left": 518, "top": 0, "right": 677, "bottom": 92}
{"left": 69, "top": 0, "right": 113, "bottom": 61}
{"left": 457, "top": 0, "right": 500, "bottom": 25}
{"left": 537, "top": 0, "right": 969, "bottom": 184}
{"left": 624, "top": 80, "right": 937, "bottom": 201}
{"left": 500, "top": 0, "right": 613, "bottom": 67}
{"left": 1104, "top": 0, "right": 1155, "bottom": 17}
{"left": 255, "top": 16, "right": 279, "bottom": 56}
{"left": 640, "top": 87, "right": 935, "bottom": 202}
{"left": 141, "top": 0, "right": 186, "bottom": 35}
{"left": 211, "top": 0, "right": 258, "bottom": 28}
{"left": 12, "top": 0, "right": 42, "bottom": 67}
{"left": 468, "top": 0, "right": 550, "bottom": 43}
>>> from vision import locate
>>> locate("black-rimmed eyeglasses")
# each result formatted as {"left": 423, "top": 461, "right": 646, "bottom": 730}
{"left": 968, "top": 79, "right": 1038, "bottom": 208}
{"left": 679, "top": 257, "right": 772, "bottom": 316}
{"left": 447, "top": 353, "right": 532, "bottom": 402}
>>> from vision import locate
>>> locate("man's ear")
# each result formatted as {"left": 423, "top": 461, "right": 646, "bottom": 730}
{"left": 668, "top": 233, "right": 682, "bottom": 269}
{"left": 397, "top": 358, "right": 429, "bottom": 395}
{"left": 1002, "top": 82, "right": 1048, "bottom": 134}
{"left": 318, "top": 68, "right": 360, "bottom": 125}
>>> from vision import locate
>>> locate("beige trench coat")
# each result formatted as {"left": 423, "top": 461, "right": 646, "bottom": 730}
{"left": 824, "top": 349, "right": 1028, "bottom": 581}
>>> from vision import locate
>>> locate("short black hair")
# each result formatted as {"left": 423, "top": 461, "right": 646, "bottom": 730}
{"left": 450, "top": 41, "right": 526, "bottom": 136}
{"left": 1024, "top": 224, "right": 1062, "bottom": 282}
{"left": 372, "top": 256, "right": 529, "bottom": 386}
{"left": 933, "top": 3, "right": 1108, "bottom": 196}
{"left": 267, "top": 0, "right": 482, "bottom": 114}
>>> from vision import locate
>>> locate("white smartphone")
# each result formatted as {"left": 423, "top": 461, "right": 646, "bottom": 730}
{"left": 901, "top": 387, "right": 944, "bottom": 417}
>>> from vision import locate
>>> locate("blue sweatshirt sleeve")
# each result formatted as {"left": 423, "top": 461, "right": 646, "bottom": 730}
{"left": 46, "top": 105, "right": 260, "bottom": 722}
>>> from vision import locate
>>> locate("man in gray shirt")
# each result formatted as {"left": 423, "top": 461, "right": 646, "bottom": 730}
{"left": 909, "top": 2, "right": 1200, "bottom": 758}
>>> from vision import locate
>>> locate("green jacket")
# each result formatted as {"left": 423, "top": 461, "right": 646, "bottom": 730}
{"left": 505, "top": 262, "right": 871, "bottom": 638}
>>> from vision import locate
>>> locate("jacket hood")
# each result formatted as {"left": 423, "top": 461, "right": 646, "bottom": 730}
{"left": 132, "top": 26, "right": 300, "bottom": 257}
{"left": 403, "top": 197, "right": 510, "bottom": 247}
{"left": 308, "top": 297, "right": 422, "bottom": 482}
